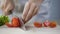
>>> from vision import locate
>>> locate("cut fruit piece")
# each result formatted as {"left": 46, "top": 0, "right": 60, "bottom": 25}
{"left": 34, "top": 22, "right": 42, "bottom": 28}
{"left": 12, "top": 17, "right": 22, "bottom": 27}
{"left": 6, "top": 23, "right": 13, "bottom": 27}
{"left": 43, "top": 20, "right": 50, "bottom": 27}
{"left": 49, "top": 21, "right": 57, "bottom": 28}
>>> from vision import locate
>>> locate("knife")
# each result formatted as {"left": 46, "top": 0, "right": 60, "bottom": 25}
{"left": 12, "top": 9, "right": 27, "bottom": 31}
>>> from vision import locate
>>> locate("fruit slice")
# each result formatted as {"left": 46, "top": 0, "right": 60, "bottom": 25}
{"left": 34, "top": 22, "right": 42, "bottom": 28}
{"left": 12, "top": 17, "right": 21, "bottom": 27}
{"left": 43, "top": 20, "right": 50, "bottom": 27}
{"left": 6, "top": 23, "right": 13, "bottom": 27}
{"left": 49, "top": 21, "right": 56, "bottom": 28}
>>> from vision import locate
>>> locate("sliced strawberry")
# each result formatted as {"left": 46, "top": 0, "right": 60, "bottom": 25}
{"left": 49, "top": 21, "right": 56, "bottom": 28}
{"left": 34, "top": 22, "right": 42, "bottom": 28}
{"left": 12, "top": 17, "right": 21, "bottom": 27}
{"left": 6, "top": 23, "right": 13, "bottom": 27}
{"left": 43, "top": 20, "right": 50, "bottom": 27}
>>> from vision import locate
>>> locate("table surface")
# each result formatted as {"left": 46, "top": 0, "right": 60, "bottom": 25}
{"left": 0, "top": 24, "right": 60, "bottom": 34}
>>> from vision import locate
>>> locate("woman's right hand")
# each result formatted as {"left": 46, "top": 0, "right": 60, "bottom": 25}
{"left": 2, "top": 0, "right": 15, "bottom": 15}
{"left": 22, "top": 0, "right": 43, "bottom": 23}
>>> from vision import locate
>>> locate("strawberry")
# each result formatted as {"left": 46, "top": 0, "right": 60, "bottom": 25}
{"left": 49, "top": 21, "right": 56, "bottom": 28}
{"left": 12, "top": 17, "right": 21, "bottom": 27}
{"left": 34, "top": 22, "right": 42, "bottom": 28}
{"left": 6, "top": 23, "right": 13, "bottom": 27}
{"left": 43, "top": 20, "right": 50, "bottom": 27}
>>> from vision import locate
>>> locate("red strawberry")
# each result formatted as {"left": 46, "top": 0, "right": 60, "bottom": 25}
{"left": 49, "top": 21, "right": 56, "bottom": 28}
{"left": 12, "top": 17, "right": 21, "bottom": 27}
{"left": 43, "top": 20, "right": 50, "bottom": 27}
{"left": 34, "top": 22, "right": 42, "bottom": 28}
{"left": 6, "top": 23, "right": 13, "bottom": 27}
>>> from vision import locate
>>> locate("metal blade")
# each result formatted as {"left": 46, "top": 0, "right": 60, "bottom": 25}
{"left": 12, "top": 12, "right": 26, "bottom": 31}
{"left": 19, "top": 17, "right": 26, "bottom": 31}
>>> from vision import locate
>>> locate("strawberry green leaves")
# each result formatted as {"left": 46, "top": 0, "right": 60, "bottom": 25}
{"left": 0, "top": 15, "right": 9, "bottom": 26}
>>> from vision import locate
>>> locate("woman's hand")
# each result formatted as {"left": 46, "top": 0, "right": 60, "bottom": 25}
{"left": 22, "top": 0, "right": 43, "bottom": 23}
{"left": 2, "top": 0, "right": 15, "bottom": 15}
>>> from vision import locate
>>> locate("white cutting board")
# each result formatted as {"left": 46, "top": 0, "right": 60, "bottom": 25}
{"left": 0, "top": 25, "right": 60, "bottom": 34}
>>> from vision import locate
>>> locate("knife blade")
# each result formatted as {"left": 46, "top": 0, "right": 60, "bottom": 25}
{"left": 19, "top": 17, "right": 26, "bottom": 31}
{"left": 11, "top": 10, "right": 26, "bottom": 31}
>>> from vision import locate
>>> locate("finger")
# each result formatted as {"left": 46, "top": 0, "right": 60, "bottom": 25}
{"left": 2, "top": 0, "right": 8, "bottom": 10}
{"left": 22, "top": 2, "right": 31, "bottom": 21}
{"left": 3, "top": 0, "right": 14, "bottom": 10}
{"left": 25, "top": 3, "right": 36, "bottom": 22}
{"left": 32, "top": 6, "right": 39, "bottom": 16}
{"left": 3, "top": 3, "right": 13, "bottom": 15}
{"left": 3, "top": 5, "right": 10, "bottom": 15}
{"left": 25, "top": 6, "right": 38, "bottom": 23}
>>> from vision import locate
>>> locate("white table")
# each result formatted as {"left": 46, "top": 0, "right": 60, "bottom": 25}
{"left": 0, "top": 24, "right": 60, "bottom": 34}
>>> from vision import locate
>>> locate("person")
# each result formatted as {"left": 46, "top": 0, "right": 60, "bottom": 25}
{"left": 0, "top": 0, "right": 60, "bottom": 25}
{"left": 1, "top": 0, "right": 43, "bottom": 23}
